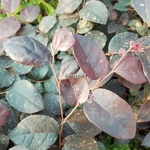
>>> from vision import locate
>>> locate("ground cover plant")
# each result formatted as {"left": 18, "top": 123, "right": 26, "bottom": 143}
{"left": 1, "top": 0, "right": 150, "bottom": 150}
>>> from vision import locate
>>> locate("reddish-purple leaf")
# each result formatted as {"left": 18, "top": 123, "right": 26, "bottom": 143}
{"left": 0, "top": 17, "right": 21, "bottom": 39}
{"left": 137, "top": 100, "right": 150, "bottom": 122}
{"left": 58, "top": 58, "right": 80, "bottom": 80}
{"left": 119, "top": 13, "right": 129, "bottom": 26}
{"left": 142, "top": 132, "right": 150, "bottom": 147}
{"left": 83, "top": 89, "right": 136, "bottom": 140}
{"left": 52, "top": 28, "right": 75, "bottom": 51}
{"left": 114, "top": 55, "right": 147, "bottom": 84}
{"left": 118, "top": 76, "right": 142, "bottom": 91}
{"left": 134, "top": 37, "right": 150, "bottom": 83}
{"left": 4, "top": 36, "right": 52, "bottom": 67}
{"left": 73, "top": 34, "right": 109, "bottom": 80}
{"left": 20, "top": 5, "right": 40, "bottom": 22}
{"left": 108, "top": 6, "right": 117, "bottom": 21}
{"left": 67, "top": 109, "right": 101, "bottom": 137}
{"left": 0, "top": 102, "right": 10, "bottom": 126}
{"left": 60, "top": 77, "right": 89, "bottom": 105}
{"left": 1, "top": 0, "right": 20, "bottom": 13}
{"left": 107, "top": 22, "right": 119, "bottom": 34}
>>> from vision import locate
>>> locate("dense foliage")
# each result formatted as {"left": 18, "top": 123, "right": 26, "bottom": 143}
{"left": 0, "top": 0, "right": 150, "bottom": 150}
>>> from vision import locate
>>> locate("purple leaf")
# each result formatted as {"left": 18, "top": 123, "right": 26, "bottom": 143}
{"left": 73, "top": 34, "right": 109, "bottom": 80}
{"left": 134, "top": 36, "right": 150, "bottom": 83}
{"left": 0, "top": 17, "right": 21, "bottom": 39}
{"left": 119, "top": 13, "right": 129, "bottom": 26}
{"left": 67, "top": 109, "right": 101, "bottom": 137}
{"left": 1, "top": 0, "right": 20, "bottom": 13}
{"left": 52, "top": 28, "right": 75, "bottom": 51}
{"left": 137, "top": 100, "right": 150, "bottom": 122}
{"left": 108, "top": 6, "right": 117, "bottom": 21}
{"left": 107, "top": 22, "right": 119, "bottom": 34}
{"left": 4, "top": 36, "right": 52, "bottom": 67}
{"left": 142, "top": 132, "right": 150, "bottom": 147}
{"left": 58, "top": 58, "right": 80, "bottom": 80}
{"left": 0, "top": 102, "right": 10, "bottom": 126}
{"left": 20, "top": 5, "right": 40, "bottom": 22}
{"left": 83, "top": 89, "right": 136, "bottom": 139}
{"left": 114, "top": 55, "right": 147, "bottom": 84}
{"left": 118, "top": 76, "right": 142, "bottom": 91}
{"left": 60, "top": 77, "right": 89, "bottom": 105}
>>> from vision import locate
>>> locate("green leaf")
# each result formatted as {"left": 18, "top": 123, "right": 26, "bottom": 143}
{"left": 42, "top": 2, "right": 54, "bottom": 16}
{"left": 31, "top": 65, "right": 49, "bottom": 80}
{"left": 136, "top": 26, "right": 148, "bottom": 36}
{"left": 79, "top": 1, "right": 108, "bottom": 24}
{"left": 44, "top": 75, "right": 58, "bottom": 94}
{"left": 77, "top": 20, "right": 94, "bottom": 34}
{"left": 59, "top": 13, "right": 79, "bottom": 27}
{"left": 114, "top": 2, "right": 127, "bottom": 11}
{"left": 120, "top": 0, "right": 131, "bottom": 6}
{"left": 0, "top": 55, "right": 14, "bottom": 68}
{"left": 55, "top": 0, "right": 82, "bottom": 15}
{"left": 0, "top": 134, "right": 9, "bottom": 150}
{"left": 13, "top": 62, "right": 33, "bottom": 75}
{"left": 35, "top": 34, "right": 48, "bottom": 46}
{"left": 0, "top": 69, "right": 15, "bottom": 89}
{"left": 108, "top": 32, "right": 138, "bottom": 53}
{"left": 34, "top": 82, "right": 44, "bottom": 94}
{"left": 8, "top": 115, "right": 59, "bottom": 150}
{"left": 9, "top": 145, "right": 30, "bottom": 150}
{"left": 85, "top": 30, "right": 107, "bottom": 49}
{"left": 42, "top": 93, "right": 66, "bottom": 115}
{"left": 62, "top": 134, "right": 99, "bottom": 150}
{"left": 6, "top": 80, "right": 44, "bottom": 113}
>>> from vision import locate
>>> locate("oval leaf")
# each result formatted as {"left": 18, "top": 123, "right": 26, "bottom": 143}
{"left": 55, "top": 0, "right": 82, "bottom": 15}
{"left": 137, "top": 100, "right": 150, "bottom": 122}
{"left": 79, "top": 1, "right": 108, "bottom": 24}
{"left": 13, "top": 62, "right": 33, "bottom": 75}
{"left": 142, "top": 132, "right": 150, "bottom": 147}
{"left": 20, "top": 5, "right": 40, "bottom": 22}
{"left": 85, "top": 30, "right": 107, "bottom": 49}
{"left": 0, "top": 102, "right": 10, "bottom": 126}
{"left": 4, "top": 36, "right": 52, "bottom": 67}
{"left": 107, "top": 22, "right": 119, "bottom": 34}
{"left": 42, "top": 93, "right": 66, "bottom": 115}
{"left": 60, "top": 77, "right": 89, "bottom": 105}
{"left": 83, "top": 89, "right": 136, "bottom": 139}
{"left": 0, "top": 55, "right": 14, "bottom": 69}
{"left": 6, "top": 80, "right": 44, "bottom": 113}
{"left": 62, "top": 134, "right": 99, "bottom": 150}
{"left": 8, "top": 115, "right": 59, "bottom": 150}
{"left": 114, "top": 55, "right": 147, "bottom": 84}
{"left": 59, "top": 13, "right": 79, "bottom": 27}
{"left": 1, "top": 0, "right": 20, "bottom": 13}
{"left": 39, "top": 16, "right": 56, "bottom": 33}
{"left": 9, "top": 145, "right": 30, "bottom": 150}
{"left": 52, "top": 28, "right": 75, "bottom": 51}
{"left": 0, "top": 134, "right": 9, "bottom": 150}
{"left": 134, "top": 36, "right": 150, "bottom": 83}
{"left": 58, "top": 58, "right": 80, "bottom": 80}
{"left": 131, "top": 0, "right": 150, "bottom": 24}
{"left": 0, "top": 17, "right": 21, "bottom": 39}
{"left": 108, "top": 32, "right": 138, "bottom": 53}
{"left": 67, "top": 109, "right": 101, "bottom": 137}
{"left": 73, "top": 34, "right": 108, "bottom": 80}
{"left": 0, "top": 69, "right": 15, "bottom": 89}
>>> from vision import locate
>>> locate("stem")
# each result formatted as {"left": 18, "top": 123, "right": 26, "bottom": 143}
{"left": 91, "top": 47, "right": 133, "bottom": 91}
{"left": 58, "top": 101, "right": 80, "bottom": 150}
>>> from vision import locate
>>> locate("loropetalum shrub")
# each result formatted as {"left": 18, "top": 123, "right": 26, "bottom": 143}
{"left": 1, "top": 0, "right": 150, "bottom": 150}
